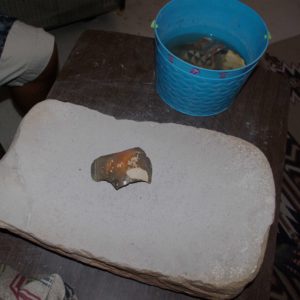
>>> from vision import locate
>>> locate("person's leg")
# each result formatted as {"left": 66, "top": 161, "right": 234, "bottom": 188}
{"left": 0, "top": 20, "right": 57, "bottom": 114}
{"left": 10, "top": 43, "right": 58, "bottom": 113}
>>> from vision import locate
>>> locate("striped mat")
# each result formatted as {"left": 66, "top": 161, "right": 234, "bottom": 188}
{"left": 271, "top": 132, "right": 300, "bottom": 299}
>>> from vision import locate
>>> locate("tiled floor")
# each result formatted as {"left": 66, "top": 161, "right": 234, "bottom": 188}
{"left": 1, "top": 0, "right": 300, "bottom": 150}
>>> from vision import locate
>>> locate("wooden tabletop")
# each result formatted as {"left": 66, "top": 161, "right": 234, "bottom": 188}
{"left": 0, "top": 30, "right": 290, "bottom": 299}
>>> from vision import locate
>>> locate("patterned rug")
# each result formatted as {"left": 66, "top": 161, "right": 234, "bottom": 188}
{"left": 265, "top": 53, "right": 300, "bottom": 299}
{"left": 271, "top": 134, "right": 300, "bottom": 300}
{"left": 271, "top": 132, "right": 300, "bottom": 299}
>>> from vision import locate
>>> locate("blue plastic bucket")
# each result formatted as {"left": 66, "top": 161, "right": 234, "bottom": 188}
{"left": 156, "top": 47, "right": 256, "bottom": 116}
{"left": 154, "top": 0, "right": 270, "bottom": 116}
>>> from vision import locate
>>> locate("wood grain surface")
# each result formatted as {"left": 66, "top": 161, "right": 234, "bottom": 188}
{"left": 0, "top": 30, "right": 290, "bottom": 299}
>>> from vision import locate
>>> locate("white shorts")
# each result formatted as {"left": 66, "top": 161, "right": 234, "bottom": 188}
{"left": 0, "top": 20, "right": 55, "bottom": 87}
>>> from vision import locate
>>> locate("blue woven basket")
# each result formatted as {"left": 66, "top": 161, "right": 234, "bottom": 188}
{"left": 156, "top": 47, "right": 256, "bottom": 116}
{"left": 154, "top": 0, "right": 270, "bottom": 116}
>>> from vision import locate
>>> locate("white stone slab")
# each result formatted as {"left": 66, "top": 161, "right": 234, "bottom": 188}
{"left": 0, "top": 100, "right": 275, "bottom": 299}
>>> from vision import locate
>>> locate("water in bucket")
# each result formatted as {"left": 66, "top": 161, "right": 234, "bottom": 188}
{"left": 166, "top": 33, "right": 246, "bottom": 70}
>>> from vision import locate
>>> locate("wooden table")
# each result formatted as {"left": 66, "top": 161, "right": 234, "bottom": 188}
{"left": 0, "top": 30, "right": 290, "bottom": 299}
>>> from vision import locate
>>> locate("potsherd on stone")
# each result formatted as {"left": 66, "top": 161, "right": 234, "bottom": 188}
{"left": 91, "top": 147, "right": 152, "bottom": 190}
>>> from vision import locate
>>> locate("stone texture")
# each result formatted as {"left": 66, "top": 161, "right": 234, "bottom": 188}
{"left": 0, "top": 100, "right": 275, "bottom": 299}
